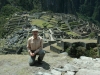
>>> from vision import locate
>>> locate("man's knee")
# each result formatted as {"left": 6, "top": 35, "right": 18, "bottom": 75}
{"left": 38, "top": 50, "right": 45, "bottom": 55}
{"left": 29, "top": 62, "right": 34, "bottom": 66}
{"left": 29, "top": 56, "right": 35, "bottom": 66}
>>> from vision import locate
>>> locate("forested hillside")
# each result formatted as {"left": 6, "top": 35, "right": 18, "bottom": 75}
{"left": 0, "top": 0, "right": 100, "bottom": 38}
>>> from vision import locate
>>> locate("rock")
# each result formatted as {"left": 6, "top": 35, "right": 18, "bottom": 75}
{"left": 64, "top": 71, "right": 75, "bottom": 75}
{"left": 72, "top": 58, "right": 95, "bottom": 69}
{"left": 43, "top": 73, "right": 51, "bottom": 75}
{"left": 76, "top": 69, "right": 100, "bottom": 75}
{"left": 35, "top": 72, "right": 43, "bottom": 75}
{"left": 92, "top": 63, "right": 100, "bottom": 69}
{"left": 60, "top": 52, "right": 68, "bottom": 56}
{"left": 95, "top": 58, "right": 100, "bottom": 63}
{"left": 63, "top": 64, "right": 78, "bottom": 72}
{"left": 51, "top": 69, "right": 61, "bottom": 75}
{"left": 54, "top": 68, "right": 65, "bottom": 72}
{"left": 80, "top": 56, "right": 93, "bottom": 60}
{"left": 16, "top": 46, "right": 23, "bottom": 54}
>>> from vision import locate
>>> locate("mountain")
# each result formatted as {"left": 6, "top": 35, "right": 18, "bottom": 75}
{"left": 0, "top": 0, "right": 100, "bottom": 22}
{"left": 0, "top": 0, "right": 100, "bottom": 38}
{"left": 41, "top": 0, "right": 100, "bottom": 22}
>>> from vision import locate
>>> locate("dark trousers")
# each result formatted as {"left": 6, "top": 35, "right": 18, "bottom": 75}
{"left": 29, "top": 50, "right": 45, "bottom": 66}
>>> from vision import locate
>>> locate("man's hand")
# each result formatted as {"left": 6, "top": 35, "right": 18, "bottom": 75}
{"left": 30, "top": 52, "right": 35, "bottom": 56}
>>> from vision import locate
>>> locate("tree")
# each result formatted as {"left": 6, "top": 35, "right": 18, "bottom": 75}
{"left": 0, "top": 4, "right": 21, "bottom": 16}
{"left": 19, "top": 0, "right": 34, "bottom": 11}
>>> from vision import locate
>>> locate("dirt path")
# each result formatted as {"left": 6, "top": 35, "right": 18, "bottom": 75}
{"left": 0, "top": 47, "right": 71, "bottom": 75}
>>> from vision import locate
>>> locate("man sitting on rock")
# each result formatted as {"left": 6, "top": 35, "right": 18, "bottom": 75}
{"left": 27, "top": 28, "right": 45, "bottom": 66}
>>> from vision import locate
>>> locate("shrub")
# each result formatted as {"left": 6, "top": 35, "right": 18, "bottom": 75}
{"left": 76, "top": 46, "right": 86, "bottom": 58}
{"left": 88, "top": 48, "right": 97, "bottom": 58}
{"left": 1, "top": 4, "right": 22, "bottom": 17}
{"left": 66, "top": 45, "right": 98, "bottom": 58}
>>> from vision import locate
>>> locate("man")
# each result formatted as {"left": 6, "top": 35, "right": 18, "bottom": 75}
{"left": 27, "top": 28, "right": 45, "bottom": 66}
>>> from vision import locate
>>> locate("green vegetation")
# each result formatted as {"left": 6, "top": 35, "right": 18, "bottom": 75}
{"left": 0, "top": 4, "right": 22, "bottom": 17}
{"left": 89, "top": 32, "right": 95, "bottom": 39}
{"left": 66, "top": 46, "right": 98, "bottom": 58}
{"left": 0, "top": 17, "right": 7, "bottom": 38}
{"left": 0, "top": 4, "right": 22, "bottom": 38}
{"left": 69, "top": 21, "right": 79, "bottom": 26}
{"left": 67, "top": 32, "right": 80, "bottom": 36}
{"left": 30, "top": 19, "right": 52, "bottom": 28}
{"left": 0, "top": 0, "right": 100, "bottom": 38}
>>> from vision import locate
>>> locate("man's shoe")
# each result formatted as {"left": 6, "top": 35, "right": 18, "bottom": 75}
{"left": 38, "top": 61, "right": 42, "bottom": 65}
{"left": 38, "top": 58, "right": 42, "bottom": 65}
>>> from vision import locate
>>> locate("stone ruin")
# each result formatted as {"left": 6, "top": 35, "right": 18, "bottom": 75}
{"left": 0, "top": 12, "right": 100, "bottom": 56}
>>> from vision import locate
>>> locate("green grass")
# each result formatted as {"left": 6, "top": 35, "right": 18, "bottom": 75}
{"left": 67, "top": 31, "right": 80, "bottom": 36}
{"left": 40, "top": 15, "right": 51, "bottom": 21}
{"left": 49, "top": 20, "right": 57, "bottom": 23}
{"left": 31, "top": 19, "right": 46, "bottom": 27}
{"left": 30, "top": 19, "right": 52, "bottom": 28}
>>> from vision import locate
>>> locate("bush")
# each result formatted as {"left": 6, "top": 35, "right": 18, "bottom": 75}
{"left": 87, "top": 48, "right": 98, "bottom": 58}
{"left": 66, "top": 46, "right": 98, "bottom": 58}
{"left": 0, "top": 4, "right": 22, "bottom": 17}
{"left": 89, "top": 32, "right": 95, "bottom": 38}
{"left": 0, "top": 16, "right": 7, "bottom": 38}
{"left": 76, "top": 46, "right": 86, "bottom": 58}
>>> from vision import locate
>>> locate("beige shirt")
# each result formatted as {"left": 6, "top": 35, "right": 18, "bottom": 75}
{"left": 27, "top": 36, "right": 43, "bottom": 53}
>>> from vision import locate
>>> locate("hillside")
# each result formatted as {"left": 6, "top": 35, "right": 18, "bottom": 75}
{"left": 0, "top": 0, "right": 100, "bottom": 38}
{"left": 0, "top": 0, "right": 100, "bottom": 21}
{"left": 0, "top": 12, "right": 99, "bottom": 56}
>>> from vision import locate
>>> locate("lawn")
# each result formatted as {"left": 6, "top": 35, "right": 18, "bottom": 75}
{"left": 30, "top": 19, "right": 45, "bottom": 27}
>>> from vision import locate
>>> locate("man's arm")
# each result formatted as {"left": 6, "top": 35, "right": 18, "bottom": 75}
{"left": 27, "top": 39, "right": 36, "bottom": 56}
{"left": 27, "top": 39, "right": 31, "bottom": 52}
{"left": 34, "top": 39, "right": 43, "bottom": 54}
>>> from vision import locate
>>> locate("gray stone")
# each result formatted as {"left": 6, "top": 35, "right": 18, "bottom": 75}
{"left": 64, "top": 71, "right": 75, "bottom": 75}
{"left": 54, "top": 68, "right": 65, "bottom": 72}
{"left": 92, "top": 63, "right": 100, "bottom": 69}
{"left": 76, "top": 69, "right": 100, "bottom": 75}
{"left": 60, "top": 52, "right": 68, "bottom": 56}
{"left": 43, "top": 73, "right": 51, "bottom": 75}
{"left": 97, "top": 34, "right": 100, "bottom": 43}
{"left": 35, "top": 72, "right": 43, "bottom": 75}
{"left": 72, "top": 58, "right": 95, "bottom": 69}
{"left": 80, "top": 56, "right": 93, "bottom": 60}
{"left": 51, "top": 69, "right": 61, "bottom": 75}
{"left": 95, "top": 58, "right": 100, "bottom": 63}
{"left": 63, "top": 64, "right": 78, "bottom": 72}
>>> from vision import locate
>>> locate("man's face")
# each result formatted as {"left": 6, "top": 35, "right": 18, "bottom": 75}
{"left": 32, "top": 31, "right": 38, "bottom": 36}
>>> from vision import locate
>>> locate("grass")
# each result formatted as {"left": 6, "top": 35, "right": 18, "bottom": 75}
{"left": 30, "top": 19, "right": 46, "bottom": 27}
{"left": 67, "top": 31, "right": 80, "bottom": 36}
{"left": 40, "top": 15, "right": 51, "bottom": 21}
{"left": 49, "top": 20, "right": 57, "bottom": 23}
{"left": 30, "top": 19, "right": 53, "bottom": 28}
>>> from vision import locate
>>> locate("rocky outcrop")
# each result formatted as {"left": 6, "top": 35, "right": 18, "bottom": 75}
{"left": 34, "top": 56, "right": 100, "bottom": 75}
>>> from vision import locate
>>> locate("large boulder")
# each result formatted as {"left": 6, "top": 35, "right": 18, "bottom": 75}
{"left": 76, "top": 69, "right": 100, "bottom": 75}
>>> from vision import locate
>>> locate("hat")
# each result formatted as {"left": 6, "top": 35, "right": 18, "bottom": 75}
{"left": 32, "top": 28, "right": 39, "bottom": 32}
